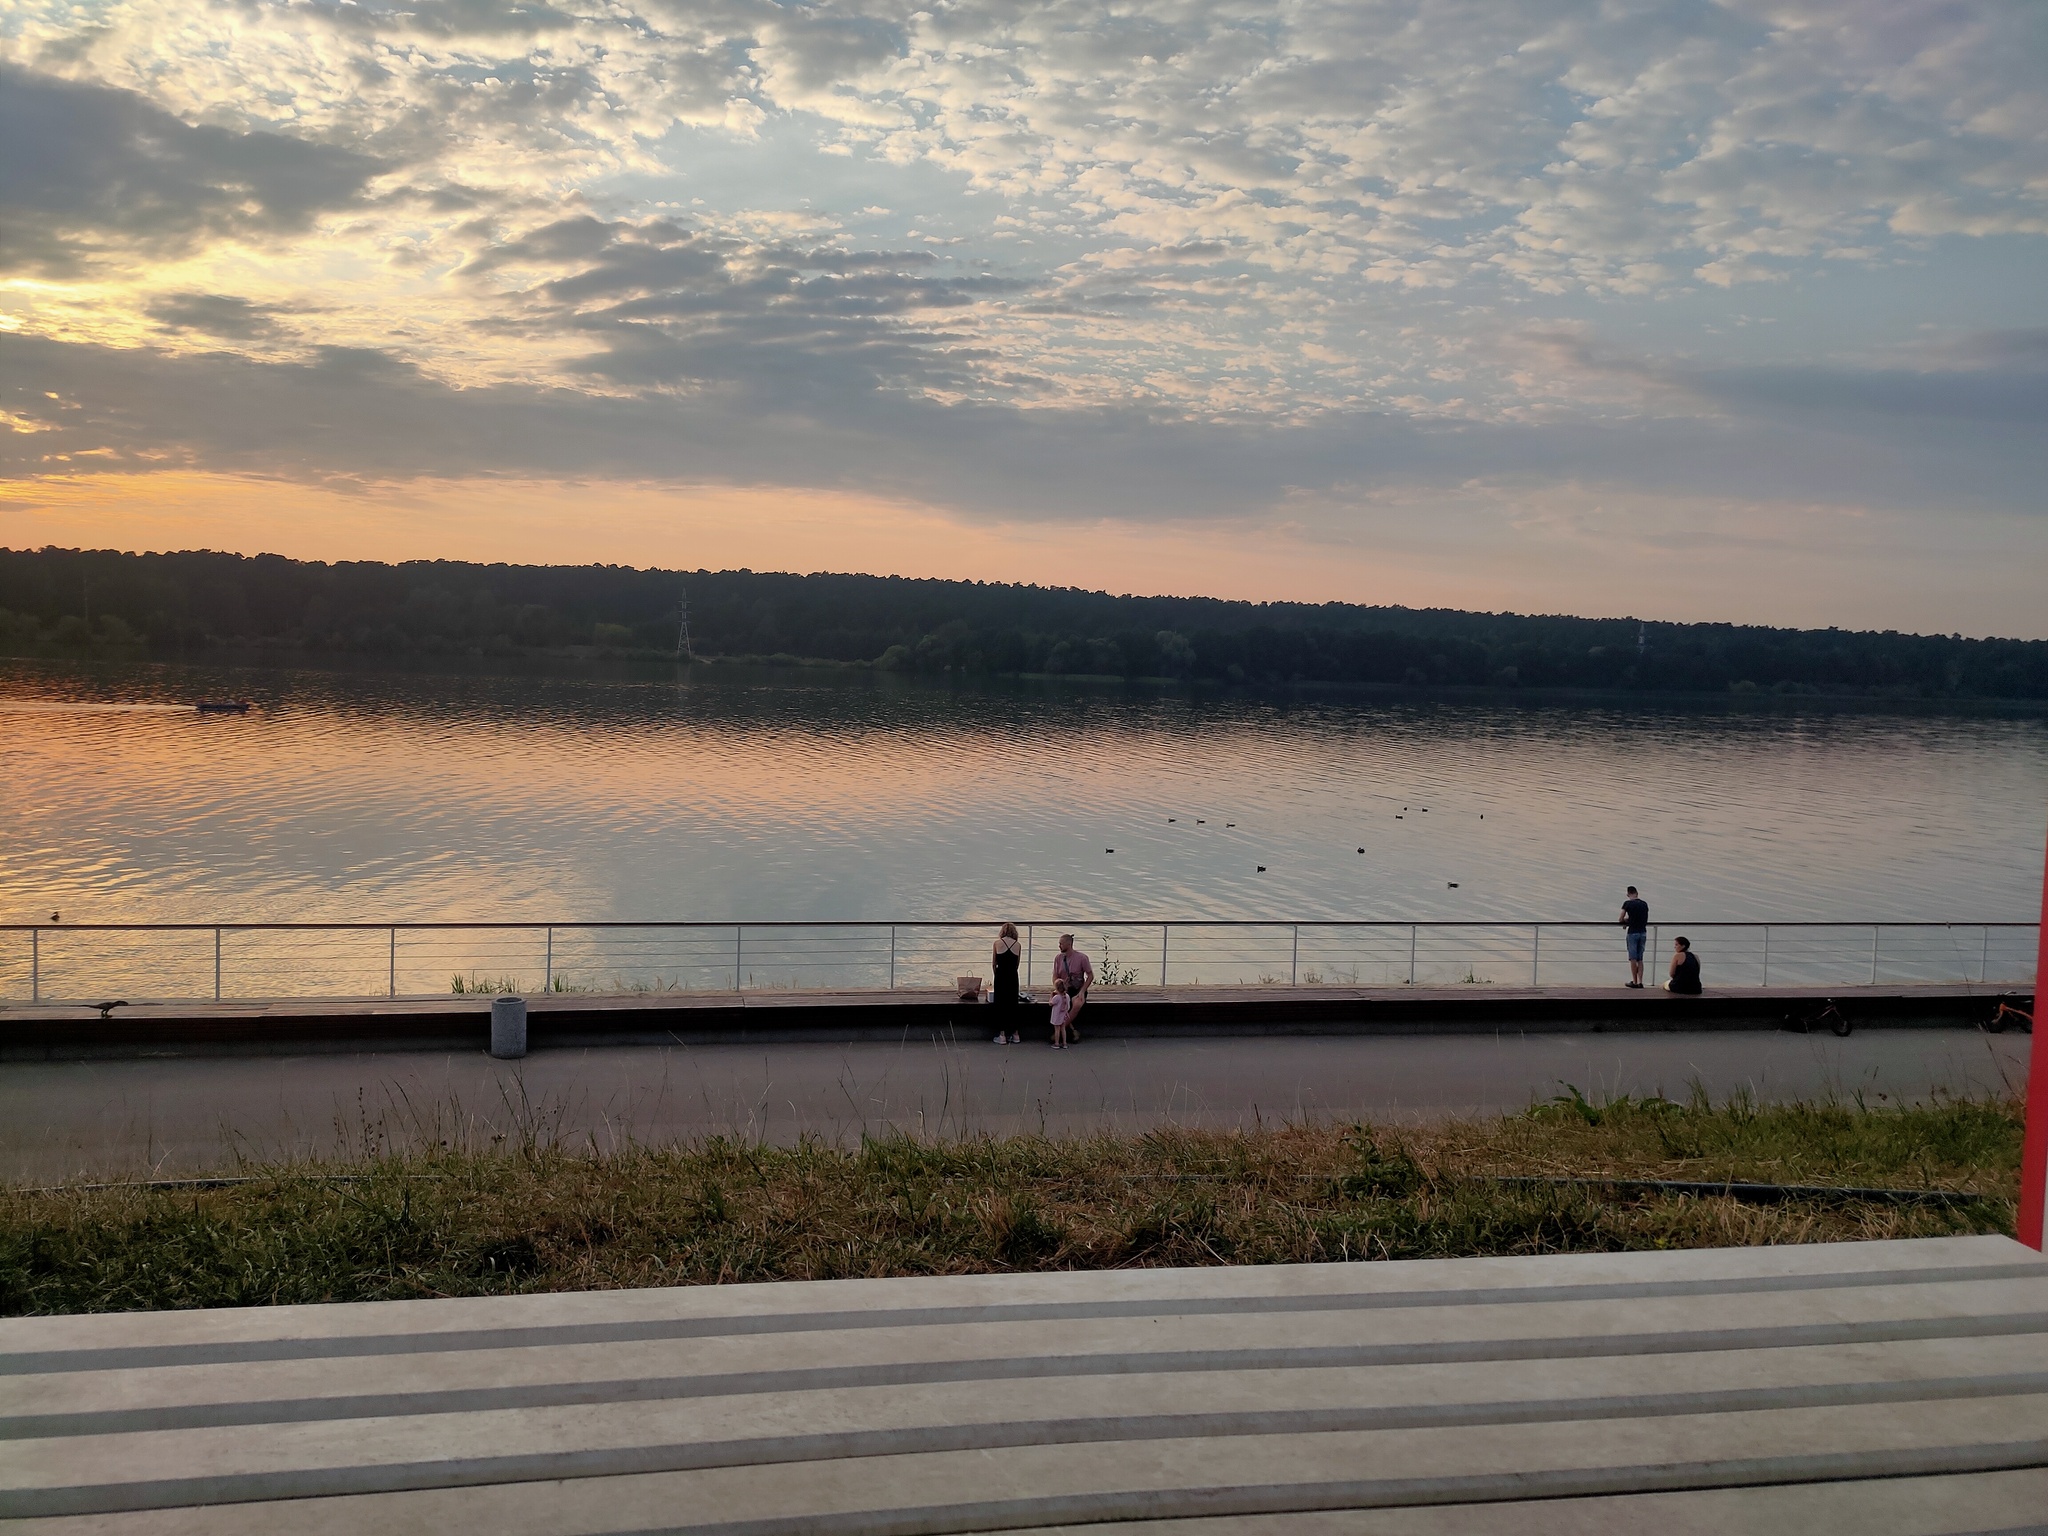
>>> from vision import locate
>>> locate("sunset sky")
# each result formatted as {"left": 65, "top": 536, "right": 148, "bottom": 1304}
{"left": 2, "top": 0, "right": 2044, "bottom": 634}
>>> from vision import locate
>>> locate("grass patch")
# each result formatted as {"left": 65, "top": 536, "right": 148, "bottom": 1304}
{"left": 0, "top": 1090, "right": 2020, "bottom": 1315}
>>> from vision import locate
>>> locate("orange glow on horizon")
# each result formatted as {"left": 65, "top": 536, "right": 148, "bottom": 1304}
{"left": 3, "top": 470, "right": 2043, "bottom": 636}
{"left": 0, "top": 471, "right": 1459, "bottom": 609}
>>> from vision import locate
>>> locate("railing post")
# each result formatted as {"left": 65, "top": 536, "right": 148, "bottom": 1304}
{"left": 1160, "top": 923, "right": 1169, "bottom": 988}
{"left": 889, "top": 925, "right": 896, "bottom": 990}
{"left": 1027, "top": 925, "right": 1034, "bottom": 984}
{"left": 735, "top": 925, "right": 743, "bottom": 992}
{"left": 544, "top": 926, "right": 553, "bottom": 993}
{"left": 1531, "top": 923, "right": 1540, "bottom": 987}
{"left": 1408, "top": 924, "right": 1416, "bottom": 985}
{"left": 1982, "top": 925, "right": 1991, "bottom": 985}
{"left": 214, "top": 927, "right": 222, "bottom": 1002}
{"left": 30, "top": 927, "right": 39, "bottom": 1003}
{"left": 1290, "top": 924, "right": 1298, "bottom": 985}
{"left": 1870, "top": 925, "right": 1880, "bottom": 986}
{"left": 388, "top": 927, "right": 396, "bottom": 998}
{"left": 1762, "top": 925, "right": 1771, "bottom": 988}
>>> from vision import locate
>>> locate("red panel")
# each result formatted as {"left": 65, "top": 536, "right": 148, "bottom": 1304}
{"left": 2018, "top": 825, "right": 2048, "bottom": 1249}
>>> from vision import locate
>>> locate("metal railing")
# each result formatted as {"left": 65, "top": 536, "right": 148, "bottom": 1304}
{"left": 0, "top": 920, "right": 2037, "bottom": 1005}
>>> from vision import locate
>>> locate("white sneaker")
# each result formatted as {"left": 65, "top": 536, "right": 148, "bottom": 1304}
{"left": 993, "top": 1033, "right": 1006, "bottom": 1044}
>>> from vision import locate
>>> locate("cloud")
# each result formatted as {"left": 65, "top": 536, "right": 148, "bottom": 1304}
{"left": 1892, "top": 327, "right": 2048, "bottom": 372}
{"left": 456, "top": 214, "right": 1031, "bottom": 401}
{"left": 0, "top": 64, "right": 385, "bottom": 277}
{"left": 144, "top": 293, "right": 293, "bottom": 341}
{"left": 12, "top": 0, "right": 2043, "bottom": 301}
{"left": 5, "top": 327, "right": 2041, "bottom": 525}
{"left": 1694, "top": 356, "right": 2048, "bottom": 430}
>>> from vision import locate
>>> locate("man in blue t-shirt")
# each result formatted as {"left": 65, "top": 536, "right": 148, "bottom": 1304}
{"left": 1618, "top": 886, "right": 1650, "bottom": 988}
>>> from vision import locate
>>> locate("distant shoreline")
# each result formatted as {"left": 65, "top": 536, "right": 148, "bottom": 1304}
{"left": 6, "top": 549, "right": 2045, "bottom": 706}
{"left": 6, "top": 648, "right": 2047, "bottom": 718}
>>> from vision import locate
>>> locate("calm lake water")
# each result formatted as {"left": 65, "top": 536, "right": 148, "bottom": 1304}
{"left": 2, "top": 660, "right": 2042, "bottom": 996}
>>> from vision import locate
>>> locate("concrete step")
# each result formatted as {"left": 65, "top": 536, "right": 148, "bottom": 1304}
{"left": 3, "top": 1237, "right": 2045, "bottom": 1531}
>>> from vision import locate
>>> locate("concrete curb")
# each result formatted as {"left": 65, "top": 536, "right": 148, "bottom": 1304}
{"left": 0, "top": 983, "right": 2029, "bottom": 1060}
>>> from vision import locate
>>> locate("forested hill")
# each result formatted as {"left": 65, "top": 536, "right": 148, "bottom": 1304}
{"left": 3, "top": 546, "right": 2044, "bottom": 701}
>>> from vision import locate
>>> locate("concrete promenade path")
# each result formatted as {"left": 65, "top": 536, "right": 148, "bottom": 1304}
{"left": 4, "top": 1236, "right": 2047, "bottom": 1530}
{"left": 1, "top": 1028, "right": 2027, "bottom": 1183}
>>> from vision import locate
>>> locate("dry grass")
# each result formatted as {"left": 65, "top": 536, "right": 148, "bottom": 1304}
{"left": 0, "top": 1089, "right": 2020, "bottom": 1315}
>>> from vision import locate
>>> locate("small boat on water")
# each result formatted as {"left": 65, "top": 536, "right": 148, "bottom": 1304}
{"left": 195, "top": 700, "right": 252, "bottom": 714}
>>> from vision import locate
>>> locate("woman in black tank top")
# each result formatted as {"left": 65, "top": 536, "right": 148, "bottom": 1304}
{"left": 1666, "top": 937, "right": 1702, "bottom": 995}
{"left": 990, "top": 923, "right": 1022, "bottom": 1042}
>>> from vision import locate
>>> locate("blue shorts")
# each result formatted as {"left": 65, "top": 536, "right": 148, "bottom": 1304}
{"left": 1626, "top": 931, "right": 1647, "bottom": 962}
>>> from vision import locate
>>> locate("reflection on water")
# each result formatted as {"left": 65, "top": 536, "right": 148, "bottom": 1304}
{"left": 3, "top": 660, "right": 2044, "bottom": 936}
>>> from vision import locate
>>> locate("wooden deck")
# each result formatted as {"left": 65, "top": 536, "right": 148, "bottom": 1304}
{"left": 0, "top": 981, "right": 2024, "bottom": 1057}
{"left": 3, "top": 1236, "right": 2046, "bottom": 1532}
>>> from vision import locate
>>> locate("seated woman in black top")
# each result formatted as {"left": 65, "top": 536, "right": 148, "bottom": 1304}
{"left": 1665, "top": 936, "right": 1703, "bottom": 995}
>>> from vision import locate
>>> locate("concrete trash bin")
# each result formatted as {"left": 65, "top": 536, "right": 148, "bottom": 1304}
{"left": 489, "top": 996, "right": 528, "bottom": 1059}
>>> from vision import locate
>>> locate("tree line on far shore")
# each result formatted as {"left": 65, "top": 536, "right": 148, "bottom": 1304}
{"left": 3, "top": 546, "right": 2044, "bottom": 702}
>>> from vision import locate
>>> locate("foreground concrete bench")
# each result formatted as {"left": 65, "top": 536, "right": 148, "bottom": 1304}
{"left": 4, "top": 1236, "right": 2046, "bottom": 1532}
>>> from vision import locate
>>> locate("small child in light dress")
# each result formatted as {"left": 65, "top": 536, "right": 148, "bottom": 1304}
{"left": 1048, "top": 978, "right": 1073, "bottom": 1049}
